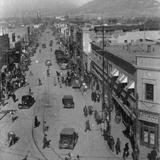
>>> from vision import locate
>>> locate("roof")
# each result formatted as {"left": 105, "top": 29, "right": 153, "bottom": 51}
{"left": 92, "top": 40, "right": 160, "bottom": 65}
{"left": 63, "top": 95, "right": 73, "bottom": 99}
{"left": 60, "top": 128, "right": 75, "bottom": 135}
{"left": 105, "top": 41, "right": 160, "bottom": 64}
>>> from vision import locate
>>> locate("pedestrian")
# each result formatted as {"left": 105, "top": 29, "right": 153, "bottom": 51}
{"left": 43, "top": 134, "right": 51, "bottom": 149}
{"left": 22, "top": 155, "right": 28, "bottom": 160}
{"left": 132, "top": 144, "right": 139, "bottom": 160}
{"left": 28, "top": 87, "right": 32, "bottom": 95}
{"left": 123, "top": 143, "right": 129, "bottom": 160}
{"left": 34, "top": 116, "right": 40, "bottom": 128}
{"left": 150, "top": 147, "right": 157, "bottom": 160}
{"left": 83, "top": 105, "right": 88, "bottom": 117}
{"left": 43, "top": 121, "right": 49, "bottom": 132}
{"left": 115, "top": 138, "right": 121, "bottom": 155}
{"left": 76, "top": 155, "right": 80, "bottom": 160}
{"left": 38, "top": 78, "right": 42, "bottom": 86}
{"left": 85, "top": 119, "right": 91, "bottom": 132}
{"left": 11, "top": 92, "right": 18, "bottom": 102}
{"left": 10, "top": 110, "right": 18, "bottom": 122}
{"left": 109, "top": 136, "right": 115, "bottom": 152}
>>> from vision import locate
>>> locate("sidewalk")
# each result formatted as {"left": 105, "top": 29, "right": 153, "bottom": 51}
{"left": 83, "top": 88, "right": 151, "bottom": 160}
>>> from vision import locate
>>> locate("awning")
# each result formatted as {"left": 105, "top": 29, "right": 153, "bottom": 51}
{"left": 110, "top": 68, "right": 119, "bottom": 77}
{"left": 117, "top": 73, "right": 125, "bottom": 82}
{"left": 120, "top": 76, "right": 128, "bottom": 83}
{"left": 126, "top": 81, "right": 135, "bottom": 89}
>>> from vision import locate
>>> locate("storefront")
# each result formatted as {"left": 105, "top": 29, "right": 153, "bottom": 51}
{"left": 139, "top": 110, "right": 159, "bottom": 148}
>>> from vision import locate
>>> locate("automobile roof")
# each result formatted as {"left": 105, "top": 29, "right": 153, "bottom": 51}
{"left": 63, "top": 95, "right": 73, "bottom": 99}
{"left": 60, "top": 128, "right": 75, "bottom": 135}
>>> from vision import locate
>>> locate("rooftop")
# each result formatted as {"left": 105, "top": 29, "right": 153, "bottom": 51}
{"left": 95, "top": 40, "right": 160, "bottom": 64}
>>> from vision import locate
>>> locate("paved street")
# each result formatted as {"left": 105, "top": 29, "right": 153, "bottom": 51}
{"left": 0, "top": 26, "right": 124, "bottom": 160}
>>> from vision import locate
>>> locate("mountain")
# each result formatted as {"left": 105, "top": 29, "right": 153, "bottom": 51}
{"left": 71, "top": 0, "right": 160, "bottom": 18}
{"left": 1, "top": 0, "right": 77, "bottom": 18}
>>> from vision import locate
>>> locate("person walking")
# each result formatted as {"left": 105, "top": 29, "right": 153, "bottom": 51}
{"left": 132, "top": 144, "right": 139, "bottom": 160}
{"left": 83, "top": 105, "right": 88, "bottom": 117}
{"left": 22, "top": 155, "right": 28, "bottom": 160}
{"left": 150, "top": 147, "right": 157, "bottom": 160}
{"left": 43, "top": 134, "right": 51, "bottom": 149}
{"left": 85, "top": 119, "right": 91, "bottom": 132}
{"left": 10, "top": 91, "right": 18, "bottom": 102}
{"left": 115, "top": 138, "right": 121, "bottom": 155}
{"left": 123, "top": 143, "right": 129, "bottom": 160}
{"left": 34, "top": 116, "right": 40, "bottom": 128}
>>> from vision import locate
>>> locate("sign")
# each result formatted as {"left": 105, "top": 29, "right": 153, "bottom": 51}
{"left": 139, "top": 110, "right": 159, "bottom": 124}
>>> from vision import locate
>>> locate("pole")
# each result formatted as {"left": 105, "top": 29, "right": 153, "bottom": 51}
{"left": 102, "top": 20, "right": 105, "bottom": 112}
{"left": 101, "top": 16, "right": 111, "bottom": 129}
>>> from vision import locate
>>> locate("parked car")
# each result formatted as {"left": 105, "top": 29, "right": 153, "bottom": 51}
{"left": 62, "top": 95, "right": 74, "bottom": 108}
{"left": 42, "top": 43, "right": 46, "bottom": 48}
{"left": 45, "top": 59, "right": 52, "bottom": 66}
{"left": 18, "top": 95, "right": 35, "bottom": 109}
{"left": 55, "top": 49, "right": 64, "bottom": 56}
{"left": 72, "top": 79, "right": 81, "bottom": 89}
{"left": 59, "top": 128, "right": 78, "bottom": 149}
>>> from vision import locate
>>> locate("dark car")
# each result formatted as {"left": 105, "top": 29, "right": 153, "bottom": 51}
{"left": 62, "top": 95, "right": 74, "bottom": 108}
{"left": 55, "top": 49, "right": 64, "bottom": 56}
{"left": 18, "top": 95, "right": 35, "bottom": 109}
{"left": 59, "top": 128, "right": 78, "bottom": 149}
{"left": 42, "top": 43, "right": 46, "bottom": 48}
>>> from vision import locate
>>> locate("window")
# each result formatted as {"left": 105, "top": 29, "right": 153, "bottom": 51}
{"left": 141, "top": 124, "right": 157, "bottom": 147}
{"left": 145, "top": 83, "right": 154, "bottom": 101}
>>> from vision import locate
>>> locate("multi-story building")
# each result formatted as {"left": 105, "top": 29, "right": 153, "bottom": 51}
{"left": 90, "top": 39, "right": 160, "bottom": 155}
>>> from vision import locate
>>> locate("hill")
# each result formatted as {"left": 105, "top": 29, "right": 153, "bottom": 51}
{"left": 71, "top": 0, "right": 160, "bottom": 18}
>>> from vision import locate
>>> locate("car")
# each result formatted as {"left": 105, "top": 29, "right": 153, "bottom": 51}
{"left": 60, "top": 63, "right": 68, "bottom": 70}
{"left": 62, "top": 95, "right": 74, "bottom": 108}
{"left": 42, "top": 44, "right": 46, "bottom": 48}
{"left": 59, "top": 128, "right": 78, "bottom": 149}
{"left": 18, "top": 95, "right": 35, "bottom": 109}
{"left": 55, "top": 49, "right": 64, "bottom": 55}
{"left": 45, "top": 59, "right": 52, "bottom": 66}
{"left": 72, "top": 79, "right": 81, "bottom": 88}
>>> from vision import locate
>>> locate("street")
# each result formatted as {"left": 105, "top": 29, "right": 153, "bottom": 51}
{"left": 0, "top": 26, "right": 121, "bottom": 160}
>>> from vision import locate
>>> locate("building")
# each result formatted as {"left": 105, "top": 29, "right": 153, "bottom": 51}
{"left": 89, "top": 39, "right": 160, "bottom": 155}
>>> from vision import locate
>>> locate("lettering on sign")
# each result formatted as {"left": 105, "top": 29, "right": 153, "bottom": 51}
{"left": 139, "top": 111, "right": 159, "bottom": 124}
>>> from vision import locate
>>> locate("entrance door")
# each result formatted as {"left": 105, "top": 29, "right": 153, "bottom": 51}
{"left": 141, "top": 124, "right": 157, "bottom": 148}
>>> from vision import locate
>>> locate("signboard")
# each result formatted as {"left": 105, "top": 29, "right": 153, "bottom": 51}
{"left": 83, "top": 32, "right": 91, "bottom": 54}
{"left": 139, "top": 110, "right": 159, "bottom": 124}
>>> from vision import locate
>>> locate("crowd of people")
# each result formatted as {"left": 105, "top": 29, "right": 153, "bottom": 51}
{"left": 1, "top": 65, "right": 26, "bottom": 105}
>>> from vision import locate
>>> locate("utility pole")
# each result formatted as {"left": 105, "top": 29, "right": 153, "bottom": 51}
{"left": 100, "top": 16, "right": 111, "bottom": 132}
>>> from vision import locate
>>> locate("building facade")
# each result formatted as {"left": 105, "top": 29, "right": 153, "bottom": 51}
{"left": 90, "top": 41, "right": 160, "bottom": 153}
{"left": 136, "top": 55, "right": 160, "bottom": 149}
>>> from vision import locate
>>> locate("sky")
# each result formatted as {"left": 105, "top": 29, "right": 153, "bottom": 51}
{"left": 0, "top": 0, "right": 159, "bottom": 18}
{"left": 0, "top": 0, "right": 93, "bottom": 18}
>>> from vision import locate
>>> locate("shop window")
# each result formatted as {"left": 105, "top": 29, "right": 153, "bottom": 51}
{"left": 141, "top": 124, "right": 157, "bottom": 147}
{"left": 145, "top": 83, "right": 154, "bottom": 101}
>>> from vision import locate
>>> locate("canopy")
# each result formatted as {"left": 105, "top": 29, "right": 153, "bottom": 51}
{"left": 126, "top": 81, "right": 135, "bottom": 89}
{"left": 110, "top": 68, "right": 119, "bottom": 77}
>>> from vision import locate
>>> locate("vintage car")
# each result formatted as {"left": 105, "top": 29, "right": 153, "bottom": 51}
{"left": 62, "top": 95, "right": 74, "bottom": 108}
{"left": 42, "top": 43, "right": 46, "bottom": 48}
{"left": 45, "top": 59, "right": 52, "bottom": 66}
{"left": 72, "top": 79, "right": 81, "bottom": 89}
{"left": 59, "top": 128, "right": 78, "bottom": 149}
{"left": 18, "top": 95, "right": 35, "bottom": 109}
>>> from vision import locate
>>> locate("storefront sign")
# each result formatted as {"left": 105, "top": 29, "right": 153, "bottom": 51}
{"left": 139, "top": 110, "right": 159, "bottom": 124}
